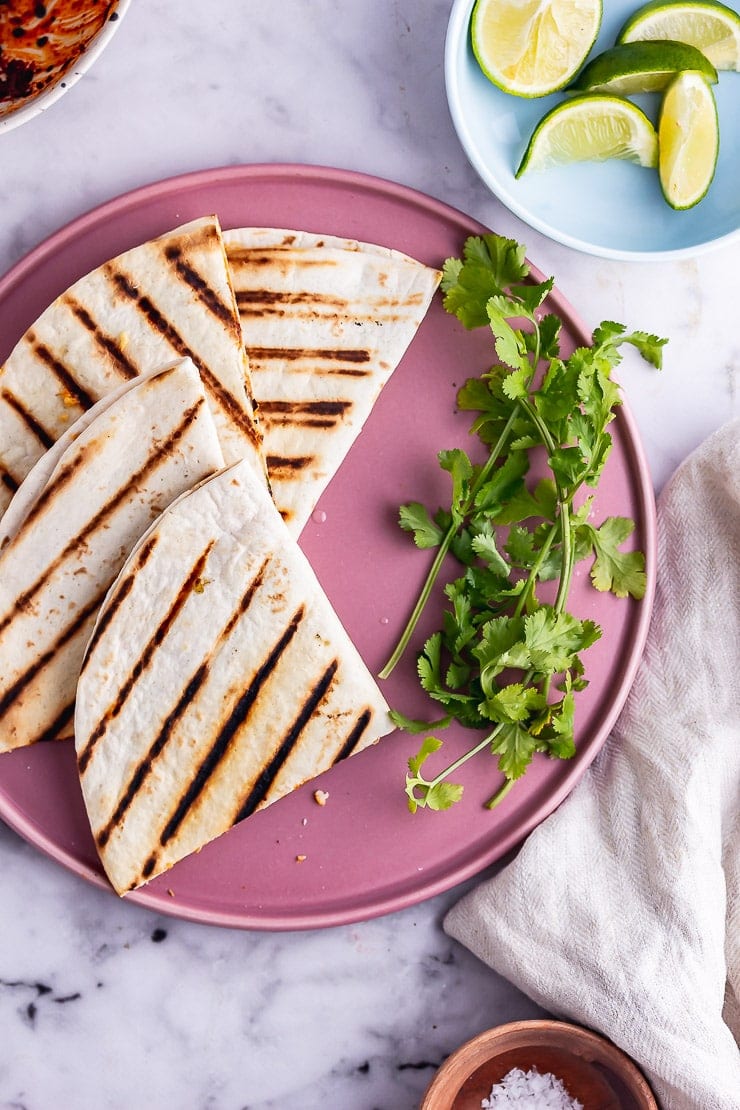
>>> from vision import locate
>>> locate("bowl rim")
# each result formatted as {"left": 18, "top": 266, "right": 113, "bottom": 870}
{"left": 0, "top": 0, "right": 131, "bottom": 135}
{"left": 421, "top": 1018, "right": 659, "bottom": 1109}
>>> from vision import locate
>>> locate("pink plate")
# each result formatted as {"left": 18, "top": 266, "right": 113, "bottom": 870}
{"left": 0, "top": 164, "right": 656, "bottom": 929}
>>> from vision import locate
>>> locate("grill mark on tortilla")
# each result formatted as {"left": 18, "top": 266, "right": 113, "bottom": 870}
{"left": 1, "top": 468, "right": 19, "bottom": 494}
{"left": 61, "top": 297, "right": 140, "bottom": 382}
{"left": 313, "top": 366, "right": 371, "bottom": 378}
{"left": 81, "top": 533, "right": 160, "bottom": 670}
{"left": 1, "top": 388, "right": 55, "bottom": 449}
{"left": 93, "top": 560, "right": 270, "bottom": 851}
{"left": 107, "top": 267, "right": 260, "bottom": 448}
{"left": 80, "top": 573, "right": 136, "bottom": 685}
{"left": 246, "top": 346, "right": 370, "bottom": 364}
{"left": 235, "top": 290, "right": 350, "bottom": 311}
{"left": 138, "top": 604, "right": 306, "bottom": 880}
{"left": 30, "top": 334, "right": 102, "bottom": 405}
{"left": 78, "top": 542, "right": 215, "bottom": 774}
{"left": 265, "top": 454, "right": 315, "bottom": 475}
{"left": 34, "top": 700, "right": 75, "bottom": 746}
{"left": 0, "top": 398, "right": 205, "bottom": 638}
{"left": 96, "top": 542, "right": 215, "bottom": 743}
{"left": 162, "top": 244, "right": 242, "bottom": 338}
{"left": 258, "top": 399, "right": 351, "bottom": 430}
{"left": 0, "top": 594, "right": 100, "bottom": 732}
{"left": 227, "top": 251, "right": 340, "bottom": 269}
{"left": 234, "top": 659, "right": 339, "bottom": 821}
{"left": 259, "top": 400, "right": 351, "bottom": 418}
{"left": 332, "top": 708, "right": 373, "bottom": 764}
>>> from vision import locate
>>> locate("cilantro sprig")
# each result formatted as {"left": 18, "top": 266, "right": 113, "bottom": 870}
{"left": 379, "top": 234, "right": 666, "bottom": 813}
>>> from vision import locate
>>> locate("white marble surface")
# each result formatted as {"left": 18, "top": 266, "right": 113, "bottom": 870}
{"left": 0, "top": 2, "right": 737, "bottom": 1108}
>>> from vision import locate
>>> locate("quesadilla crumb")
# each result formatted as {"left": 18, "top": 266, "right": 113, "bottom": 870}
{"left": 313, "top": 790, "right": 329, "bottom": 806}
{"left": 167, "top": 889, "right": 175, "bottom": 897}
{"left": 295, "top": 855, "right": 307, "bottom": 863}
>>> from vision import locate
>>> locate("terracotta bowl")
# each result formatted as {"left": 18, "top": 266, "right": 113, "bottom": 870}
{"left": 0, "top": 0, "right": 130, "bottom": 134}
{"left": 421, "top": 1020, "right": 659, "bottom": 1110}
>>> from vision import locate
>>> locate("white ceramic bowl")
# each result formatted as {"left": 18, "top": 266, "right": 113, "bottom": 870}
{"left": 445, "top": 0, "right": 740, "bottom": 260}
{"left": 0, "top": 0, "right": 130, "bottom": 134}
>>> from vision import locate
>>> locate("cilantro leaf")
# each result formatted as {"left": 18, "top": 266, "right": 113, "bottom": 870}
{"left": 470, "top": 522, "right": 510, "bottom": 577}
{"left": 592, "top": 321, "right": 667, "bottom": 370}
{"left": 441, "top": 234, "right": 530, "bottom": 329}
{"left": 490, "top": 722, "right": 538, "bottom": 780}
{"left": 398, "top": 502, "right": 444, "bottom": 549}
{"left": 405, "top": 736, "right": 464, "bottom": 813}
{"left": 583, "top": 517, "right": 647, "bottom": 599}
{"left": 438, "top": 448, "right": 474, "bottom": 522}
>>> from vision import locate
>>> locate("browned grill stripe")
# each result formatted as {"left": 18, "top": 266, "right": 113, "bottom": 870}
{"left": 258, "top": 400, "right": 351, "bottom": 417}
{"left": 260, "top": 405, "right": 346, "bottom": 430}
{"left": 81, "top": 533, "right": 159, "bottom": 671}
{"left": 153, "top": 604, "right": 306, "bottom": 855}
{"left": 121, "top": 662, "right": 211, "bottom": 881}
{"left": 227, "top": 251, "right": 338, "bottom": 268}
{"left": 32, "top": 338, "right": 101, "bottom": 405}
{"left": 62, "top": 297, "right": 141, "bottom": 382}
{"left": 0, "top": 594, "right": 101, "bottom": 726}
{"left": 34, "top": 700, "right": 75, "bottom": 746}
{"left": 235, "top": 290, "right": 349, "bottom": 310}
{"left": 3, "top": 432, "right": 105, "bottom": 552}
{"left": 108, "top": 268, "right": 260, "bottom": 448}
{"left": 318, "top": 367, "right": 372, "bottom": 378}
{"left": 163, "top": 245, "right": 239, "bottom": 331}
{"left": 234, "top": 659, "right": 339, "bottom": 822}
{"left": 1, "top": 468, "right": 19, "bottom": 494}
{"left": 78, "top": 541, "right": 216, "bottom": 774}
{"left": 0, "top": 397, "right": 206, "bottom": 639}
{"left": 246, "top": 346, "right": 370, "bottom": 364}
{"left": 266, "top": 454, "right": 314, "bottom": 473}
{"left": 95, "top": 560, "right": 270, "bottom": 849}
{"left": 1, "top": 389, "right": 54, "bottom": 449}
{"left": 332, "top": 708, "right": 373, "bottom": 764}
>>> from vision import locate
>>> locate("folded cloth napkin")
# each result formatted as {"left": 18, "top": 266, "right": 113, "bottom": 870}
{"left": 444, "top": 420, "right": 740, "bottom": 1110}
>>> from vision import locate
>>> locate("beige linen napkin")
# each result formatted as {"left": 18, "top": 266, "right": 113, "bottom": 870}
{"left": 444, "top": 420, "right": 740, "bottom": 1110}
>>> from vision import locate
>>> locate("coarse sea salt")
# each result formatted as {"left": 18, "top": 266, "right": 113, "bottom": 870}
{"left": 481, "top": 1066, "right": 583, "bottom": 1109}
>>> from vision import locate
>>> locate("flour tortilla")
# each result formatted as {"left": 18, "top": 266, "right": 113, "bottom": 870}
{"left": 0, "top": 216, "right": 263, "bottom": 518}
{"left": 75, "top": 456, "right": 394, "bottom": 895}
{"left": 0, "top": 359, "right": 225, "bottom": 753}
{"left": 224, "top": 227, "right": 441, "bottom": 535}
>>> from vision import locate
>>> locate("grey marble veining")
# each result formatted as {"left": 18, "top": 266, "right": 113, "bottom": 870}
{"left": 1, "top": 2, "right": 738, "bottom": 1108}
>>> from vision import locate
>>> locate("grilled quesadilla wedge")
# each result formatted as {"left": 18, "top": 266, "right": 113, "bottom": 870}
{"left": 75, "top": 456, "right": 393, "bottom": 895}
{"left": 0, "top": 215, "right": 263, "bottom": 519}
{"left": 0, "top": 359, "right": 225, "bottom": 753}
{"left": 224, "top": 227, "right": 441, "bottom": 535}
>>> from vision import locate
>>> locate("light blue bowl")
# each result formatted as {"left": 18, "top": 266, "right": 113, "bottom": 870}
{"left": 445, "top": 0, "right": 740, "bottom": 260}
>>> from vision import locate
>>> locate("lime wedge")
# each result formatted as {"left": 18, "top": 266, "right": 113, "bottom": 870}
{"left": 570, "top": 39, "right": 718, "bottom": 93}
{"left": 516, "top": 94, "right": 658, "bottom": 175}
{"left": 658, "top": 71, "right": 719, "bottom": 208}
{"left": 471, "top": 0, "right": 603, "bottom": 98}
{"left": 618, "top": 0, "right": 740, "bottom": 71}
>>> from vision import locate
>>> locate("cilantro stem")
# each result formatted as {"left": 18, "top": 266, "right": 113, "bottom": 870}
{"left": 515, "top": 395, "right": 573, "bottom": 615}
{"left": 514, "top": 520, "right": 557, "bottom": 617}
{"left": 379, "top": 406, "right": 520, "bottom": 679}
{"left": 485, "top": 778, "right": 515, "bottom": 809}
{"left": 554, "top": 501, "right": 572, "bottom": 614}
{"left": 411, "top": 723, "right": 505, "bottom": 800}
{"left": 378, "top": 531, "right": 455, "bottom": 680}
